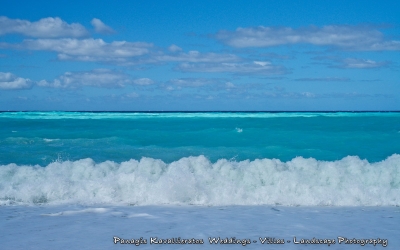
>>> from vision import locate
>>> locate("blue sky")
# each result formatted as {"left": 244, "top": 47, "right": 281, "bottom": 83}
{"left": 1, "top": 0, "right": 399, "bottom": 111}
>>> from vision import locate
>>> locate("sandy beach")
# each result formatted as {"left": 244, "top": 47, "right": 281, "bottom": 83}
{"left": 1, "top": 205, "right": 397, "bottom": 249}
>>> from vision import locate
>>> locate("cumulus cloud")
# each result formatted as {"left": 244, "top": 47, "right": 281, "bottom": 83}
{"left": 125, "top": 92, "right": 139, "bottom": 98}
{"left": 312, "top": 56, "right": 389, "bottom": 69}
{"left": 366, "top": 41, "right": 400, "bottom": 51}
{"left": 37, "top": 69, "right": 133, "bottom": 88}
{"left": 225, "top": 82, "right": 236, "bottom": 89}
{"left": 168, "top": 44, "right": 183, "bottom": 52}
{"left": 133, "top": 78, "right": 154, "bottom": 85}
{"left": 91, "top": 18, "right": 114, "bottom": 34}
{"left": 295, "top": 77, "right": 350, "bottom": 82}
{"left": 341, "top": 58, "right": 388, "bottom": 69}
{"left": 324, "top": 92, "right": 390, "bottom": 98}
{"left": 264, "top": 91, "right": 317, "bottom": 99}
{"left": 176, "top": 61, "right": 285, "bottom": 75}
{"left": 0, "top": 72, "right": 32, "bottom": 90}
{"left": 1, "top": 38, "right": 238, "bottom": 65}
{"left": 36, "top": 69, "right": 155, "bottom": 89}
{"left": 216, "top": 25, "right": 400, "bottom": 50}
{"left": 0, "top": 16, "right": 88, "bottom": 38}
{"left": 262, "top": 89, "right": 391, "bottom": 100}
{"left": 155, "top": 50, "right": 239, "bottom": 63}
{"left": 19, "top": 38, "right": 152, "bottom": 62}
{"left": 170, "top": 78, "right": 216, "bottom": 87}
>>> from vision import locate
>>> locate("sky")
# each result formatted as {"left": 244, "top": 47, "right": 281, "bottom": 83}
{"left": 0, "top": 0, "right": 399, "bottom": 111}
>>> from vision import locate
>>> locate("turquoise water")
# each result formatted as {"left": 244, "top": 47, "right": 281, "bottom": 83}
{"left": 1, "top": 111, "right": 399, "bottom": 206}
{"left": 1, "top": 112, "right": 399, "bottom": 165}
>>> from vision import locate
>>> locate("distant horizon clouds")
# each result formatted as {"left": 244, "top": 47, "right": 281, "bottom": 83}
{"left": 215, "top": 25, "right": 400, "bottom": 51}
{"left": 0, "top": 1, "right": 399, "bottom": 111}
{"left": 0, "top": 72, "right": 32, "bottom": 90}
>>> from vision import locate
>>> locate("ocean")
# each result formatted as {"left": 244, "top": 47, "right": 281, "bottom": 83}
{"left": 1, "top": 111, "right": 399, "bottom": 249}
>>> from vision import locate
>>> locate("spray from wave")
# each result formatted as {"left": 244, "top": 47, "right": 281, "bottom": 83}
{"left": 1, "top": 155, "right": 399, "bottom": 206}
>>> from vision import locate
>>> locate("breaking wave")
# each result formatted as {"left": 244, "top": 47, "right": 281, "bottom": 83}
{"left": 1, "top": 155, "right": 399, "bottom": 206}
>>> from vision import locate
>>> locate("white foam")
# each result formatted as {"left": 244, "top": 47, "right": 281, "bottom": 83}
{"left": 1, "top": 111, "right": 399, "bottom": 119}
{"left": 1, "top": 155, "right": 399, "bottom": 206}
{"left": 127, "top": 213, "right": 157, "bottom": 218}
{"left": 43, "top": 138, "right": 59, "bottom": 142}
{"left": 1, "top": 205, "right": 397, "bottom": 249}
{"left": 41, "top": 208, "right": 109, "bottom": 216}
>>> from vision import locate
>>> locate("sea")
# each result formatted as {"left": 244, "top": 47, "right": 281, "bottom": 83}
{"left": 1, "top": 111, "right": 399, "bottom": 249}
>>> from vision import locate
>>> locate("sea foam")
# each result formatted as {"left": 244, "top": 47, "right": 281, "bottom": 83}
{"left": 1, "top": 111, "right": 399, "bottom": 119}
{"left": 1, "top": 155, "right": 399, "bottom": 206}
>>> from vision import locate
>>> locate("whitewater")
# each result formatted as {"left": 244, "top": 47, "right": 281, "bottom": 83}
{"left": 2, "top": 155, "right": 400, "bottom": 206}
{"left": 1, "top": 111, "right": 399, "bottom": 249}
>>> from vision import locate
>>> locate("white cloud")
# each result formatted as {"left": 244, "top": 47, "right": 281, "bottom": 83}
{"left": 2, "top": 38, "right": 238, "bottom": 65}
{"left": 37, "top": 69, "right": 155, "bottom": 89}
{"left": 20, "top": 38, "right": 152, "bottom": 62}
{"left": 367, "top": 41, "right": 400, "bottom": 51}
{"left": 0, "top": 72, "right": 32, "bottom": 90}
{"left": 17, "top": 96, "right": 28, "bottom": 100}
{"left": 125, "top": 92, "right": 139, "bottom": 98}
{"left": 91, "top": 18, "right": 114, "bottom": 34}
{"left": 301, "top": 92, "right": 316, "bottom": 98}
{"left": 155, "top": 50, "right": 239, "bottom": 63}
{"left": 225, "top": 82, "right": 235, "bottom": 89}
{"left": 295, "top": 77, "right": 350, "bottom": 82}
{"left": 168, "top": 44, "right": 183, "bottom": 52}
{"left": 170, "top": 78, "right": 216, "bottom": 87}
{"left": 0, "top": 16, "right": 88, "bottom": 38}
{"left": 264, "top": 91, "right": 317, "bottom": 99}
{"left": 37, "top": 69, "right": 133, "bottom": 88}
{"left": 176, "top": 61, "right": 285, "bottom": 75}
{"left": 312, "top": 56, "right": 389, "bottom": 69}
{"left": 133, "top": 78, "right": 154, "bottom": 85}
{"left": 342, "top": 58, "right": 388, "bottom": 69}
{"left": 216, "top": 25, "right": 400, "bottom": 50}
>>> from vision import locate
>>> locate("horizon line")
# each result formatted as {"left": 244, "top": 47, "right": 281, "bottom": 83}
{"left": 1, "top": 110, "right": 400, "bottom": 113}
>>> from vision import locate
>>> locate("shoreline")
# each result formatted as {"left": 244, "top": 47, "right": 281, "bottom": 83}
{"left": 1, "top": 204, "right": 398, "bottom": 249}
